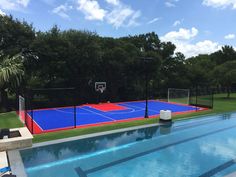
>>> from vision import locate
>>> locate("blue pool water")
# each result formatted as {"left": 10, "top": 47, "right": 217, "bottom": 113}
{"left": 20, "top": 112, "right": 236, "bottom": 177}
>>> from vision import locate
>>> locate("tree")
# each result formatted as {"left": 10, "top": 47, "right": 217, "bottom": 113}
{"left": 211, "top": 45, "right": 236, "bottom": 65}
{"left": 0, "top": 52, "right": 24, "bottom": 110}
{"left": 0, "top": 15, "right": 35, "bottom": 55}
{"left": 212, "top": 61, "right": 236, "bottom": 98}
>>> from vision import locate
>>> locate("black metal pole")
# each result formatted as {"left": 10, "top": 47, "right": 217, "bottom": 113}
{"left": 144, "top": 61, "right": 149, "bottom": 118}
{"left": 30, "top": 90, "right": 34, "bottom": 134}
{"left": 24, "top": 91, "right": 28, "bottom": 128}
{"left": 74, "top": 105, "right": 76, "bottom": 128}
{"left": 211, "top": 89, "right": 214, "bottom": 109}
{"left": 196, "top": 86, "right": 198, "bottom": 112}
{"left": 74, "top": 89, "right": 77, "bottom": 128}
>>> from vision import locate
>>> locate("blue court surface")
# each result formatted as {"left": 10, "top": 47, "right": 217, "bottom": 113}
{"left": 27, "top": 100, "right": 202, "bottom": 134}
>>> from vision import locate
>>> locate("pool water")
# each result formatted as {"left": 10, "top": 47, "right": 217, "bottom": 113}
{"left": 20, "top": 113, "right": 236, "bottom": 177}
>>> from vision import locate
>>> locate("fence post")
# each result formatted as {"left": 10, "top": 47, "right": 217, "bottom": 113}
{"left": 211, "top": 89, "right": 214, "bottom": 109}
{"left": 29, "top": 89, "right": 34, "bottom": 134}
{"left": 196, "top": 86, "right": 198, "bottom": 112}
{"left": 24, "top": 90, "right": 28, "bottom": 130}
{"left": 74, "top": 105, "right": 76, "bottom": 129}
{"left": 74, "top": 88, "right": 77, "bottom": 129}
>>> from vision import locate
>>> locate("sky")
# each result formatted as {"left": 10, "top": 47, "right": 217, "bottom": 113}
{"left": 0, "top": 0, "right": 236, "bottom": 58}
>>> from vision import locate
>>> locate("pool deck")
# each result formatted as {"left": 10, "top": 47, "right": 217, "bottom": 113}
{"left": 0, "top": 151, "right": 10, "bottom": 175}
{"left": 8, "top": 150, "right": 27, "bottom": 177}
{"left": 0, "top": 127, "right": 33, "bottom": 151}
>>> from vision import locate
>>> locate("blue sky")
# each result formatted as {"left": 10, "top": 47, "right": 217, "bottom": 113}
{"left": 0, "top": 0, "right": 236, "bottom": 57}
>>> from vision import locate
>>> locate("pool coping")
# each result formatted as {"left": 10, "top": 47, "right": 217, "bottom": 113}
{"left": 8, "top": 150, "right": 27, "bottom": 177}
{"left": 32, "top": 123, "right": 160, "bottom": 148}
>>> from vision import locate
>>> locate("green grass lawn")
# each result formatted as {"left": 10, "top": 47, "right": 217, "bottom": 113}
{"left": 0, "top": 112, "right": 24, "bottom": 129}
{"left": 0, "top": 93, "right": 235, "bottom": 143}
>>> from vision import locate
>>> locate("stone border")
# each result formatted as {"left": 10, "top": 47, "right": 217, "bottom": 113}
{"left": 32, "top": 123, "right": 160, "bottom": 148}
{"left": 8, "top": 150, "right": 27, "bottom": 177}
{"left": 0, "top": 127, "right": 33, "bottom": 151}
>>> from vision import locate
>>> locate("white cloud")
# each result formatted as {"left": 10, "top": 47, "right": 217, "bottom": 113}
{"left": 127, "top": 11, "right": 141, "bottom": 27}
{"left": 0, "top": 9, "right": 6, "bottom": 15}
{"left": 52, "top": 4, "right": 73, "bottom": 19}
{"left": 165, "top": 0, "right": 179, "bottom": 7}
{"left": 106, "top": 7, "right": 133, "bottom": 27}
{"left": 224, "top": 34, "right": 235, "bottom": 40}
{"left": 161, "top": 27, "right": 198, "bottom": 42}
{"left": 105, "top": 0, "right": 119, "bottom": 6}
{"left": 165, "top": 2, "right": 175, "bottom": 7}
{"left": 161, "top": 27, "right": 221, "bottom": 58}
{"left": 0, "top": 0, "right": 30, "bottom": 10}
{"left": 202, "top": 0, "right": 236, "bottom": 9}
{"left": 173, "top": 20, "right": 181, "bottom": 27}
{"left": 106, "top": 1, "right": 141, "bottom": 28}
{"left": 77, "top": 0, "right": 107, "bottom": 21}
{"left": 147, "top": 17, "right": 160, "bottom": 24}
{"left": 17, "top": 0, "right": 30, "bottom": 7}
{"left": 76, "top": 0, "right": 141, "bottom": 28}
{"left": 176, "top": 40, "right": 221, "bottom": 58}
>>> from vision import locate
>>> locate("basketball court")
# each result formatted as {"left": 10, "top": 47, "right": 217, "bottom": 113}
{"left": 20, "top": 100, "right": 205, "bottom": 134}
{"left": 18, "top": 84, "right": 210, "bottom": 134}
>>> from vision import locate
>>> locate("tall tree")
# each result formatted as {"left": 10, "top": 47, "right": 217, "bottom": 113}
{"left": 212, "top": 61, "right": 236, "bottom": 98}
{"left": 0, "top": 52, "right": 24, "bottom": 110}
{"left": 0, "top": 15, "right": 35, "bottom": 55}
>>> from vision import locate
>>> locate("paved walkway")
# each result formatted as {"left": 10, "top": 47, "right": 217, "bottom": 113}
{"left": 0, "top": 151, "right": 10, "bottom": 175}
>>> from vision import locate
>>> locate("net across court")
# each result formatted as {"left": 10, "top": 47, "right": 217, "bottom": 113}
{"left": 22, "top": 100, "right": 204, "bottom": 134}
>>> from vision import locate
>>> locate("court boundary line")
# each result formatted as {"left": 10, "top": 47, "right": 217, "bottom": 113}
{"left": 25, "top": 112, "right": 44, "bottom": 134}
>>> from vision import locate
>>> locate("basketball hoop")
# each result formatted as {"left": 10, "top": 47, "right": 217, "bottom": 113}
{"left": 95, "top": 82, "right": 106, "bottom": 94}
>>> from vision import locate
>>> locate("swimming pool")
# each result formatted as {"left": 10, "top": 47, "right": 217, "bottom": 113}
{"left": 20, "top": 112, "right": 236, "bottom": 177}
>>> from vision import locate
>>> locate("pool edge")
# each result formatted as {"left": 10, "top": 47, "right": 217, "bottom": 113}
{"left": 8, "top": 150, "right": 27, "bottom": 177}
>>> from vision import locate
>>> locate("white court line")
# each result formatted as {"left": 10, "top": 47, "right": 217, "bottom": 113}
{"left": 120, "top": 102, "right": 160, "bottom": 114}
{"left": 26, "top": 112, "right": 44, "bottom": 131}
{"left": 53, "top": 106, "right": 138, "bottom": 115}
{"left": 105, "top": 108, "right": 136, "bottom": 115}
{"left": 80, "top": 107, "right": 116, "bottom": 122}
{"left": 52, "top": 107, "right": 91, "bottom": 115}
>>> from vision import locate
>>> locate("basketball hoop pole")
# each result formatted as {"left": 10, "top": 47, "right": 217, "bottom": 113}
{"left": 141, "top": 57, "right": 154, "bottom": 118}
{"left": 144, "top": 65, "right": 148, "bottom": 118}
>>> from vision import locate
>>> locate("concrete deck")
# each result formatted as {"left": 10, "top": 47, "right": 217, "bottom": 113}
{"left": 0, "top": 127, "right": 33, "bottom": 151}
{"left": 8, "top": 150, "right": 27, "bottom": 177}
{"left": 0, "top": 151, "right": 10, "bottom": 175}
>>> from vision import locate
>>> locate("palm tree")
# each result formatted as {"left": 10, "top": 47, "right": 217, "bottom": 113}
{"left": 0, "top": 51, "right": 24, "bottom": 111}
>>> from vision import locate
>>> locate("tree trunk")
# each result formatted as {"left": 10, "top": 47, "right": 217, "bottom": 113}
{"left": 0, "top": 88, "right": 10, "bottom": 112}
{"left": 227, "top": 86, "right": 231, "bottom": 98}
